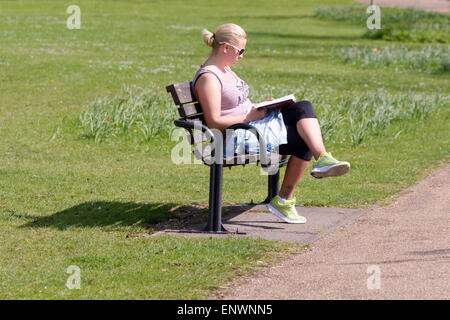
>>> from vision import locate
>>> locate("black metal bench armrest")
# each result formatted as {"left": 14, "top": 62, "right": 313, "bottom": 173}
{"left": 174, "top": 118, "right": 216, "bottom": 144}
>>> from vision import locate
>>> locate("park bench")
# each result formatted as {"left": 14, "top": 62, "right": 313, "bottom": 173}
{"left": 166, "top": 81, "right": 289, "bottom": 234}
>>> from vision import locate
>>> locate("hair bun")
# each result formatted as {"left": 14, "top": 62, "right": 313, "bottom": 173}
{"left": 201, "top": 24, "right": 247, "bottom": 50}
{"left": 201, "top": 28, "right": 214, "bottom": 47}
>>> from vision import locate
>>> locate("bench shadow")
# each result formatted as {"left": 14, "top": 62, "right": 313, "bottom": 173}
{"left": 20, "top": 201, "right": 254, "bottom": 232}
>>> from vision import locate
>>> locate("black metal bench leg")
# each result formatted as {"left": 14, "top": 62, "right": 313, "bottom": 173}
{"left": 204, "top": 163, "right": 228, "bottom": 233}
{"left": 213, "top": 163, "right": 227, "bottom": 232}
{"left": 263, "top": 169, "right": 280, "bottom": 204}
{"left": 204, "top": 164, "right": 216, "bottom": 232}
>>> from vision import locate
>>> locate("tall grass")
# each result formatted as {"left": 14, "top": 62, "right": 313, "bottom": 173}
{"left": 315, "top": 5, "right": 450, "bottom": 43}
{"left": 253, "top": 86, "right": 448, "bottom": 146}
{"left": 314, "top": 90, "right": 448, "bottom": 146}
{"left": 78, "top": 86, "right": 177, "bottom": 143}
{"left": 332, "top": 45, "right": 449, "bottom": 73}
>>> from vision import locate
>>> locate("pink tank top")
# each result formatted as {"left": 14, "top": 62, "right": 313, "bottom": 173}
{"left": 192, "top": 66, "right": 253, "bottom": 117}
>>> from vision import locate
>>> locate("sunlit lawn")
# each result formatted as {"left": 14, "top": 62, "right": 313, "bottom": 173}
{"left": 0, "top": 0, "right": 448, "bottom": 299}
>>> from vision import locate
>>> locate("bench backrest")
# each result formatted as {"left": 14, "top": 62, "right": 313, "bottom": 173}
{"left": 166, "top": 82, "right": 212, "bottom": 160}
{"left": 166, "top": 82, "right": 202, "bottom": 119}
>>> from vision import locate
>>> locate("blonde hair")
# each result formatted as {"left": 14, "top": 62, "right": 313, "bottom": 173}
{"left": 202, "top": 23, "right": 247, "bottom": 52}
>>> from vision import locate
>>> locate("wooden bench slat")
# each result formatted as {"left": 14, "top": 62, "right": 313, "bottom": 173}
{"left": 178, "top": 103, "right": 203, "bottom": 118}
{"left": 166, "top": 82, "right": 196, "bottom": 105}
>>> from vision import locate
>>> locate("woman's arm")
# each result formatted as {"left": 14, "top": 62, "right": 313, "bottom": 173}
{"left": 194, "top": 73, "right": 266, "bottom": 131}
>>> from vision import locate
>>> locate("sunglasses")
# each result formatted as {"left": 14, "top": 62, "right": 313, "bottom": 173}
{"left": 219, "top": 42, "right": 245, "bottom": 56}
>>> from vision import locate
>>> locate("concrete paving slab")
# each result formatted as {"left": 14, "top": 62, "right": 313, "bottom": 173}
{"left": 152, "top": 204, "right": 364, "bottom": 244}
{"left": 222, "top": 205, "right": 363, "bottom": 243}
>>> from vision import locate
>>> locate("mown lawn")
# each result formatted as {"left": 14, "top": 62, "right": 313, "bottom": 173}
{"left": 0, "top": 0, "right": 448, "bottom": 299}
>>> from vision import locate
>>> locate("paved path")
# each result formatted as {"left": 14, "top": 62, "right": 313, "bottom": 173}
{"left": 219, "top": 164, "right": 450, "bottom": 299}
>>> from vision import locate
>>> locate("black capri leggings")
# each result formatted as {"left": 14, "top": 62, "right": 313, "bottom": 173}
{"left": 278, "top": 100, "right": 317, "bottom": 162}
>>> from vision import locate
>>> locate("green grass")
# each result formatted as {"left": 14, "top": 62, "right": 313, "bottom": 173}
{"left": 315, "top": 4, "right": 450, "bottom": 43}
{"left": 0, "top": 0, "right": 449, "bottom": 299}
{"left": 331, "top": 45, "right": 449, "bottom": 73}
{"left": 0, "top": 228, "right": 295, "bottom": 299}
{"left": 78, "top": 85, "right": 177, "bottom": 143}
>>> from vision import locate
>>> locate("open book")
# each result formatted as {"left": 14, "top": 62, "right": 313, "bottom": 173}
{"left": 254, "top": 94, "right": 296, "bottom": 110}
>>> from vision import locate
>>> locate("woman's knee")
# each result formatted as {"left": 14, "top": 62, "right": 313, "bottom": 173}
{"left": 295, "top": 100, "right": 317, "bottom": 119}
{"left": 281, "top": 100, "right": 317, "bottom": 125}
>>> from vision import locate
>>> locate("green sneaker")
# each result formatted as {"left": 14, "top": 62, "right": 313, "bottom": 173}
{"left": 266, "top": 197, "right": 307, "bottom": 224}
{"left": 311, "top": 152, "right": 350, "bottom": 179}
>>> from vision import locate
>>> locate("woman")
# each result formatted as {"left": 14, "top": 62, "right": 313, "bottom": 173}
{"left": 193, "top": 23, "right": 350, "bottom": 224}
